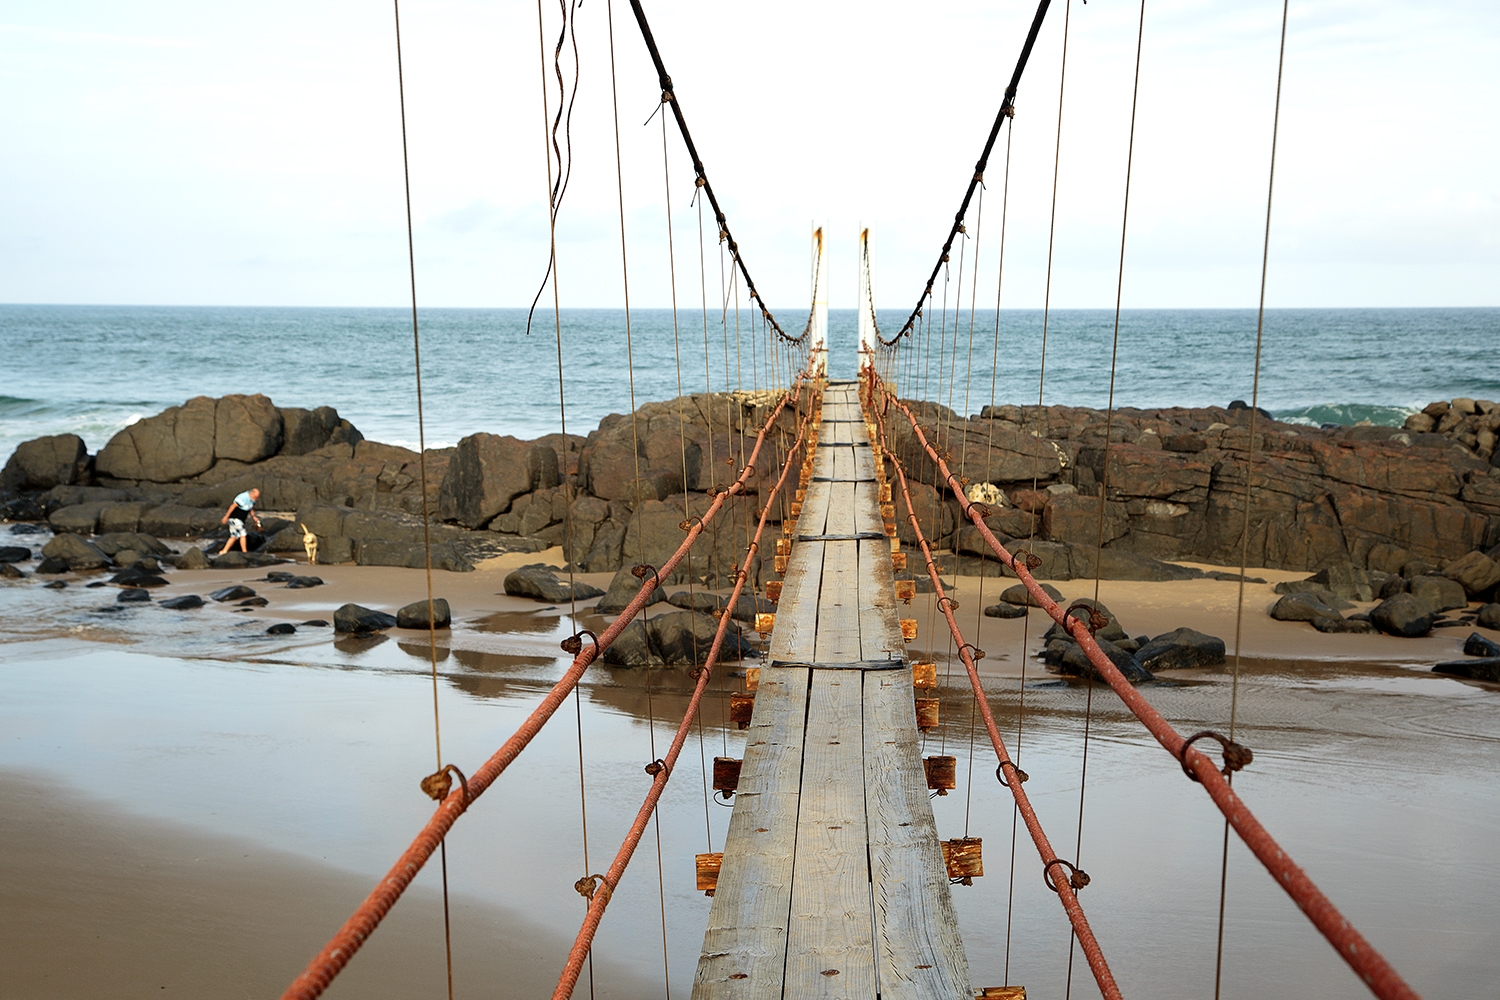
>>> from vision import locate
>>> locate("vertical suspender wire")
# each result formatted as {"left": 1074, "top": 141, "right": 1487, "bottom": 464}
{"left": 654, "top": 99, "right": 679, "bottom": 1000}
{"left": 536, "top": 3, "right": 595, "bottom": 998}
{"left": 693, "top": 184, "right": 714, "bottom": 850}
{"left": 958, "top": 181, "right": 985, "bottom": 838}
{"left": 1067, "top": 4, "right": 1146, "bottom": 998}
{"left": 1218, "top": 2, "right": 1289, "bottom": 996}
{"left": 1028, "top": 0, "right": 1074, "bottom": 992}
{"left": 391, "top": 5, "right": 455, "bottom": 997}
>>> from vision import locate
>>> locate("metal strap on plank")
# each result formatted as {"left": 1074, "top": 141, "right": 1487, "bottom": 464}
{"left": 816, "top": 442, "right": 872, "bottom": 448}
{"left": 795, "top": 532, "right": 887, "bottom": 542}
{"left": 811, "top": 476, "right": 878, "bottom": 483}
{"left": 770, "top": 657, "right": 907, "bottom": 671}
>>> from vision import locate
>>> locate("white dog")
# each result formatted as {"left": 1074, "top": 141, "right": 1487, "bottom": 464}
{"left": 299, "top": 523, "right": 318, "bottom": 565}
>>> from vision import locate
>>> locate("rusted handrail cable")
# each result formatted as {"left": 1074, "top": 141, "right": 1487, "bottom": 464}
{"left": 873, "top": 377, "right": 1421, "bottom": 1000}
{"left": 625, "top": 0, "right": 804, "bottom": 345}
{"left": 280, "top": 375, "right": 810, "bottom": 1000}
{"left": 864, "top": 384, "right": 1123, "bottom": 1000}
{"left": 883, "top": 0, "right": 1052, "bottom": 346}
{"left": 551, "top": 398, "right": 817, "bottom": 1000}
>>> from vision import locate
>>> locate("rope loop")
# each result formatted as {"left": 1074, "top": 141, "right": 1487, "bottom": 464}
{"left": 644, "top": 758, "right": 669, "bottom": 777}
{"left": 420, "top": 763, "right": 471, "bottom": 805}
{"left": 1044, "top": 858, "right": 1092, "bottom": 893}
{"left": 996, "top": 761, "right": 1029, "bottom": 787}
{"left": 560, "top": 628, "right": 599, "bottom": 658}
{"left": 1178, "top": 730, "right": 1254, "bottom": 782}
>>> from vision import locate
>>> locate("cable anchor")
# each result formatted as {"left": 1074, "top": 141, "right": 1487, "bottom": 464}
{"left": 1178, "top": 730, "right": 1254, "bottom": 781}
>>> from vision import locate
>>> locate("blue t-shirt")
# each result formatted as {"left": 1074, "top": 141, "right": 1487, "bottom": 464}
{"left": 230, "top": 491, "right": 256, "bottom": 521}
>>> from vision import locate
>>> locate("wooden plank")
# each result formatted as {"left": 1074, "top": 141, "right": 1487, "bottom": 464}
{"left": 814, "top": 483, "right": 860, "bottom": 664}
{"left": 856, "top": 536, "right": 907, "bottom": 663}
{"left": 864, "top": 669, "right": 973, "bottom": 1000}
{"left": 770, "top": 477, "right": 829, "bottom": 664}
{"left": 828, "top": 445, "right": 854, "bottom": 483}
{"left": 784, "top": 669, "right": 877, "bottom": 998}
{"left": 692, "top": 666, "right": 812, "bottom": 1000}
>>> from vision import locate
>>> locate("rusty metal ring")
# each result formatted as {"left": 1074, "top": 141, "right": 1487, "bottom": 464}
{"left": 574, "top": 873, "right": 612, "bottom": 903}
{"left": 960, "top": 642, "right": 985, "bottom": 662}
{"left": 995, "top": 761, "right": 1029, "bottom": 787}
{"left": 631, "top": 563, "right": 659, "bottom": 585}
{"left": 1043, "top": 858, "right": 1091, "bottom": 893}
{"left": 420, "top": 763, "right": 471, "bottom": 805}
{"left": 937, "top": 596, "right": 960, "bottom": 613}
{"left": 560, "top": 628, "right": 598, "bottom": 658}
{"left": 968, "top": 502, "right": 996, "bottom": 520}
{"left": 1178, "top": 730, "right": 1254, "bottom": 782}
{"left": 1013, "top": 548, "right": 1044, "bottom": 572}
{"left": 644, "top": 759, "right": 669, "bottom": 777}
{"left": 680, "top": 515, "right": 703, "bottom": 532}
{"left": 1064, "top": 601, "right": 1111, "bottom": 636}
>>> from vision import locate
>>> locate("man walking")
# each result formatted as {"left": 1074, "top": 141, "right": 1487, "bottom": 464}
{"left": 219, "top": 487, "right": 263, "bottom": 555}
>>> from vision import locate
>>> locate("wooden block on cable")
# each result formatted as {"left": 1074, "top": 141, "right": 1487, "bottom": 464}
{"left": 975, "top": 988, "right": 1026, "bottom": 999}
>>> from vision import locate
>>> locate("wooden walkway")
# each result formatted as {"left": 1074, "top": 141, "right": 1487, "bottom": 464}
{"left": 692, "top": 382, "right": 971, "bottom": 1000}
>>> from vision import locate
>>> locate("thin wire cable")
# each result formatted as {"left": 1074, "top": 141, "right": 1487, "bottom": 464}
{"left": 390, "top": 6, "right": 455, "bottom": 996}
{"left": 1217, "top": 2, "right": 1289, "bottom": 996}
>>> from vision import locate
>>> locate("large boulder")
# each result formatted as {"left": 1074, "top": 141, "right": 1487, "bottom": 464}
{"left": 1464, "top": 632, "right": 1500, "bottom": 658}
{"left": 1408, "top": 575, "right": 1468, "bottom": 614}
{"left": 1042, "top": 599, "right": 1127, "bottom": 643}
{"left": 438, "top": 434, "right": 560, "bottom": 529}
{"left": 214, "top": 395, "right": 283, "bottom": 463}
{"left": 92, "top": 532, "right": 172, "bottom": 557}
{"left": 159, "top": 594, "right": 205, "bottom": 609}
{"left": 600, "top": 611, "right": 757, "bottom": 667}
{"left": 334, "top": 603, "right": 399, "bottom": 633}
{"left": 47, "top": 503, "right": 109, "bottom": 534}
{"left": 502, "top": 563, "right": 604, "bottom": 603}
{"left": 1305, "top": 564, "right": 1374, "bottom": 602}
{"left": 1442, "top": 550, "right": 1500, "bottom": 598}
{"left": 1, "top": 433, "right": 88, "bottom": 491}
{"left": 279, "top": 405, "right": 362, "bottom": 455}
{"left": 1369, "top": 593, "right": 1437, "bottom": 637}
{"left": 983, "top": 602, "right": 1027, "bottom": 619}
{"left": 1269, "top": 592, "right": 1346, "bottom": 626}
{"left": 397, "top": 598, "right": 451, "bottom": 629}
{"left": 1478, "top": 604, "right": 1500, "bottom": 630}
{"left": 1136, "top": 628, "right": 1227, "bottom": 671}
{"left": 1000, "top": 582, "right": 1063, "bottom": 607}
{"left": 1433, "top": 658, "right": 1500, "bottom": 683}
{"left": 354, "top": 539, "right": 474, "bottom": 573}
{"left": 1044, "top": 637, "right": 1154, "bottom": 683}
{"left": 40, "top": 533, "right": 110, "bottom": 570}
{"left": 0, "top": 546, "right": 32, "bottom": 563}
{"left": 96, "top": 396, "right": 218, "bottom": 482}
{"left": 1042, "top": 494, "right": 1129, "bottom": 547}
{"left": 595, "top": 566, "right": 669, "bottom": 614}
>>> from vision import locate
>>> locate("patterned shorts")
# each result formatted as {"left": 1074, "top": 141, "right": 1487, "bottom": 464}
{"left": 228, "top": 518, "right": 248, "bottom": 538}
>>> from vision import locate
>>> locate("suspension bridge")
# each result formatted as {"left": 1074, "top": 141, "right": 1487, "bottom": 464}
{"left": 277, "top": 0, "right": 1426, "bottom": 998}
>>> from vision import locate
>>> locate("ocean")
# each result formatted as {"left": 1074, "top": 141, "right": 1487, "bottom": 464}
{"left": 2, "top": 305, "right": 1497, "bottom": 463}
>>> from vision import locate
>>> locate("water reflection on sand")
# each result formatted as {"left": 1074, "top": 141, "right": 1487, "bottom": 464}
{"left": 2, "top": 602, "right": 1498, "bottom": 999}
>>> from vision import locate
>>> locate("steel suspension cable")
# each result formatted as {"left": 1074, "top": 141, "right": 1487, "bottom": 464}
{"left": 390, "top": 4, "right": 455, "bottom": 995}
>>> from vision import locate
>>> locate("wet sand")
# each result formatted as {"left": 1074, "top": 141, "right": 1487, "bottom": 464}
{"left": 4, "top": 531, "right": 1499, "bottom": 999}
{"left": 0, "top": 771, "right": 657, "bottom": 1000}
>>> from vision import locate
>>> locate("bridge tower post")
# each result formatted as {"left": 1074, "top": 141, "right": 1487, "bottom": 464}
{"left": 809, "top": 226, "right": 828, "bottom": 376}
{"left": 857, "top": 227, "right": 876, "bottom": 376}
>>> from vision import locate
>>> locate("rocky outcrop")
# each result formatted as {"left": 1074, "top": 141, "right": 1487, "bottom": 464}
{"left": 1, "top": 434, "right": 89, "bottom": 491}
{"left": 595, "top": 566, "right": 669, "bottom": 614}
{"left": 439, "top": 434, "right": 559, "bottom": 529}
{"left": 502, "top": 564, "right": 604, "bottom": 603}
{"left": 599, "top": 610, "right": 758, "bottom": 667}
{"left": 40, "top": 533, "right": 110, "bottom": 570}
{"left": 1369, "top": 593, "right": 1437, "bottom": 638}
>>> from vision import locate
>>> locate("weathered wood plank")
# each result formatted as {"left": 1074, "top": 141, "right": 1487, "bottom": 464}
{"left": 814, "top": 483, "right": 860, "bottom": 664}
{"left": 857, "top": 536, "right": 906, "bottom": 663}
{"left": 784, "top": 669, "right": 877, "bottom": 998}
{"left": 692, "top": 666, "right": 812, "bottom": 1000}
{"left": 864, "top": 669, "right": 973, "bottom": 1000}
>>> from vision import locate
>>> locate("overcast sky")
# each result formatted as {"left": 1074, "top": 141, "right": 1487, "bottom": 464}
{"left": 1, "top": 1, "right": 1496, "bottom": 310}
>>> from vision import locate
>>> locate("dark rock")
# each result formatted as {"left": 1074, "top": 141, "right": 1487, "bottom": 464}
{"left": 159, "top": 595, "right": 205, "bottom": 609}
{"left": 595, "top": 566, "right": 669, "bottom": 614}
{"left": 43, "top": 579, "right": 68, "bottom": 589}
{"left": 1311, "top": 616, "right": 1374, "bottom": 633}
{"left": 1, "top": 433, "right": 89, "bottom": 491}
{"left": 438, "top": 433, "right": 560, "bottom": 529}
{"left": 237, "top": 596, "right": 269, "bottom": 607}
{"left": 1464, "top": 632, "right": 1500, "bottom": 658}
{"left": 0, "top": 546, "right": 31, "bottom": 563}
{"left": 1042, "top": 599, "right": 1127, "bottom": 643}
{"left": 209, "top": 585, "right": 256, "bottom": 602}
{"left": 669, "top": 590, "right": 720, "bottom": 613}
{"left": 1378, "top": 574, "right": 1409, "bottom": 600}
{"left": 1401, "top": 560, "right": 1438, "bottom": 579}
{"left": 266, "top": 623, "right": 297, "bottom": 635}
{"left": 333, "top": 603, "right": 399, "bottom": 633}
{"left": 1306, "top": 564, "right": 1374, "bottom": 602}
{"left": 1067, "top": 545, "right": 1203, "bottom": 582}
{"left": 1161, "top": 433, "right": 1207, "bottom": 453}
{"left": 1204, "top": 571, "right": 1268, "bottom": 583}
{"left": 175, "top": 547, "right": 210, "bottom": 570}
{"left": 285, "top": 575, "right": 323, "bottom": 589}
{"left": 96, "top": 396, "right": 217, "bottom": 482}
{"left": 503, "top": 563, "right": 604, "bottom": 603}
{"left": 36, "top": 556, "right": 70, "bottom": 574}
{"left": 303, "top": 619, "right": 330, "bottom": 627}
{"left": 983, "top": 602, "right": 1028, "bottom": 619}
{"left": 1369, "top": 593, "right": 1438, "bottom": 637}
{"left": 1433, "top": 658, "right": 1500, "bottom": 683}
{"left": 41, "top": 533, "right": 110, "bottom": 570}
{"left": 87, "top": 581, "right": 108, "bottom": 588}
{"left": 108, "top": 569, "right": 167, "bottom": 588}
{"left": 1045, "top": 637, "right": 1154, "bottom": 683}
{"left": 1042, "top": 494, "right": 1129, "bottom": 547}
{"left": 1136, "top": 628, "right": 1227, "bottom": 670}
{"left": 116, "top": 588, "right": 151, "bottom": 603}
{"left": 353, "top": 539, "right": 474, "bottom": 573}
{"left": 600, "top": 620, "right": 658, "bottom": 667}
{"left": 397, "top": 598, "right": 451, "bottom": 630}
{"left": 1408, "top": 575, "right": 1467, "bottom": 614}
{"left": 1271, "top": 582, "right": 1354, "bottom": 609}
{"left": 1, "top": 496, "right": 50, "bottom": 521}
{"left": 93, "top": 532, "right": 173, "bottom": 557}
{"left": 601, "top": 610, "right": 758, "bottom": 667}
{"left": 1478, "top": 604, "right": 1500, "bottom": 630}
{"left": 0, "top": 564, "right": 23, "bottom": 579}
{"left": 1000, "top": 582, "right": 1063, "bottom": 607}
{"left": 1270, "top": 592, "right": 1345, "bottom": 625}
{"left": 1442, "top": 550, "right": 1500, "bottom": 597}
{"left": 279, "top": 405, "right": 360, "bottom": 455}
